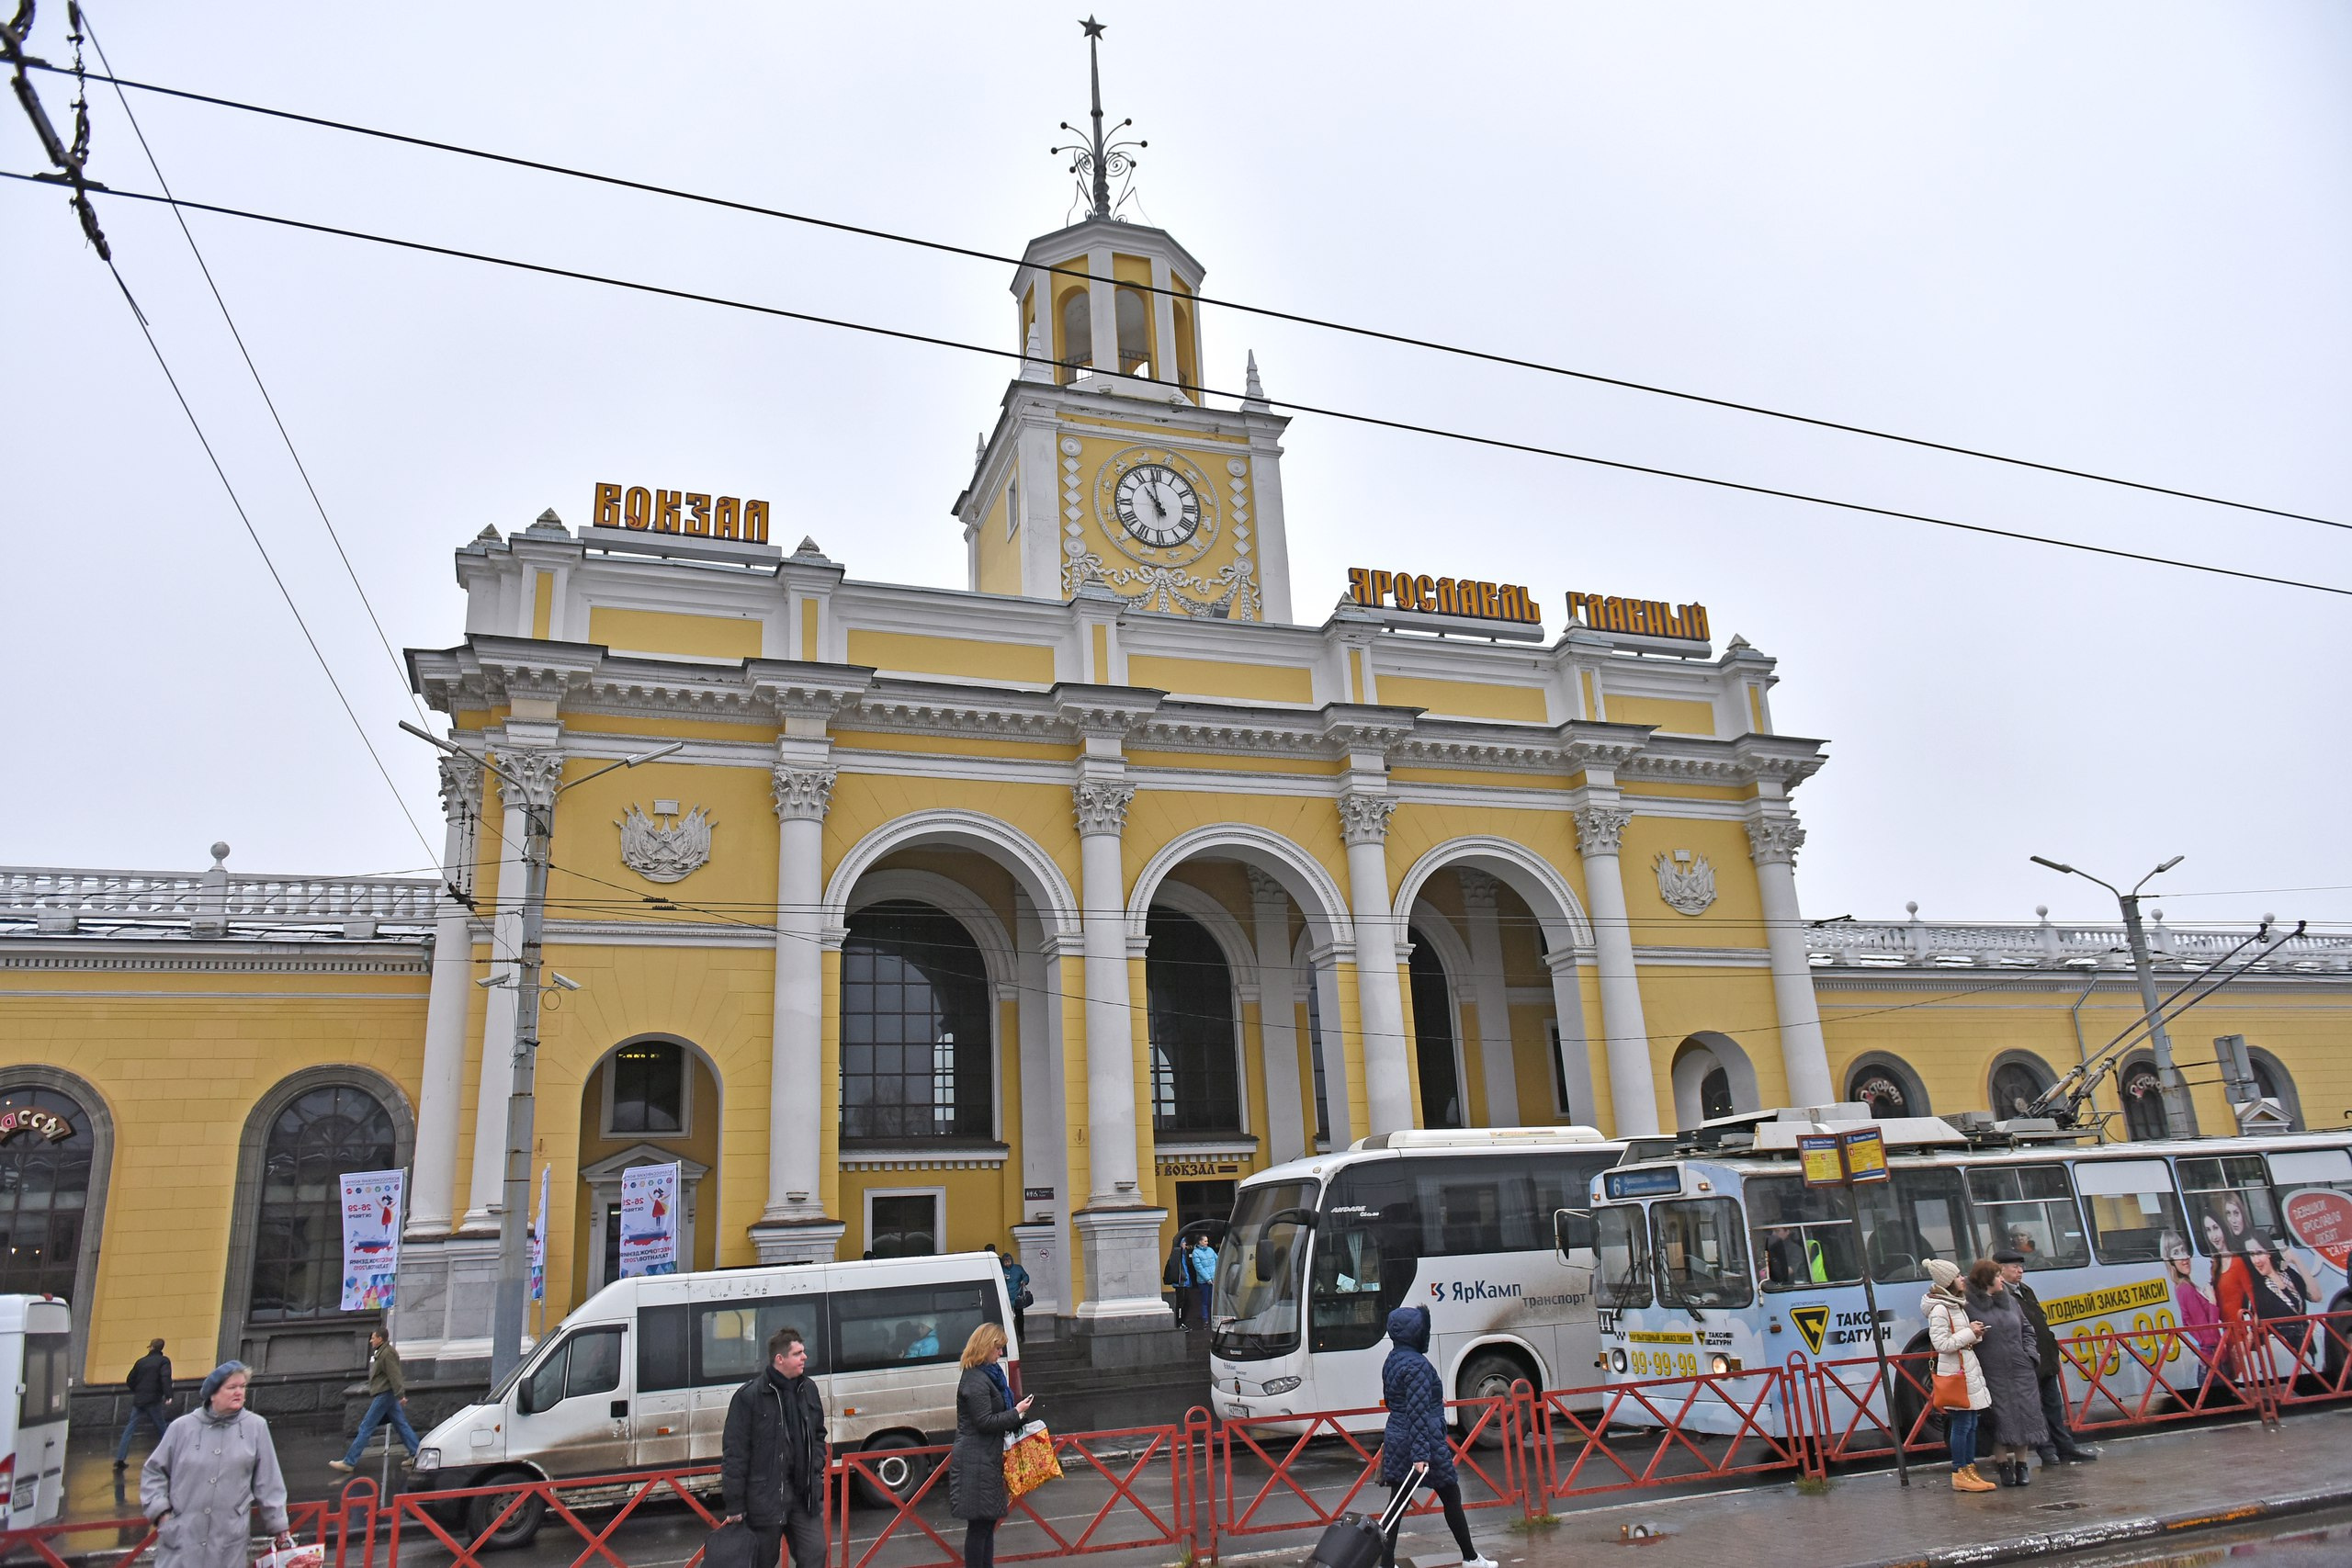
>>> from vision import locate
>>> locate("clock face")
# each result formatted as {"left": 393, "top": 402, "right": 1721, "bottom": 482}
{"left": 1114, "top": 463, "right": 1200, "bottom": 548}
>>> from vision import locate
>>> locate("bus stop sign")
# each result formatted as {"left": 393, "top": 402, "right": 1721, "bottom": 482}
{"left": 1800, "top": 1128, "right": 1890, "bottom": 1187}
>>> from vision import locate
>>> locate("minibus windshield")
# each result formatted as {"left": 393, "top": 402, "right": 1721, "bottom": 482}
{"left": 1213, "top": 1179, "right": 1318, "bottom": 1360}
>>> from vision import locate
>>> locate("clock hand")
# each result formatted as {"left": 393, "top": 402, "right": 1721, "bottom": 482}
{"left": 1136, "top": 486, "right": 1163, "bottom": 527}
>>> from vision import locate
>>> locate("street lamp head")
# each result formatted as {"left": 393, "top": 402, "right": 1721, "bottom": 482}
{"left": 2030, "top": 855, "right": 2075, "bottom": 875}
{"left": 2154, "top": 855, "right": 2184, "bottom": 874}
{"left": 624, "top": 741, "right": 686, "bottom": 767}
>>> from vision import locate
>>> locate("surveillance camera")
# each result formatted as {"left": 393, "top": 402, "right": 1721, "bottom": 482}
{"left": 550, "top": 973, "right": 582, "bottom": 992}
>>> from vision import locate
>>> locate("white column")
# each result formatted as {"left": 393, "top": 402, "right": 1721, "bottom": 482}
{"left": 1749, "top": 812, "right": 1836, "bottom": 1107}
{"left": 1340, "top": 790, "right": 1416, "bottom": 1135}
{"left": 410, "top": 753, "right": 481, "bottom": 1235}
{"left": 1574, "top": 805, "right": 1661, "bottom": 1136}
{"left": 1309, "top": 947, "right": 1354, "bottom": 1147}
{"left": 464, "top": 747, "right": 560, "bottom": 1227}
{"left": 1014, "top": 906, "right": 1059, "bottom": 1224}
{"left": 1458, "top": 871, "right": 1521, "bottom": 1128}
{"left": 752, "top": 762, "right": 842, "bottom": 1262}
{"left": 1543, "top": 949, "right": 1600, "bottom": 1127}
{"left": 1073, "top": 781, "right": 1142, "bottom": 1204}
{"left": 1248, "top": 869, "right": 1307, "bottom": 1164}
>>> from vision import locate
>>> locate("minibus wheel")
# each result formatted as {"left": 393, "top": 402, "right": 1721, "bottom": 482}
{"left": 463, "top": 1473, "right": 547, "bottom": 1550}
{"left": 854, "top": 1434, "right": 929, "bottom": 1509}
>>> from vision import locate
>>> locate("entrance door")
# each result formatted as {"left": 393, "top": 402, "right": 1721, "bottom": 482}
{"left": 509, "top": 1325, "right": 631, "bottom": 1476}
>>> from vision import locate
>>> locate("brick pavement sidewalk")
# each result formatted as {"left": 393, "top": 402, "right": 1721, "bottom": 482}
{"left": 1380, "top": 1405, "right": 2352, "bottom": 1568}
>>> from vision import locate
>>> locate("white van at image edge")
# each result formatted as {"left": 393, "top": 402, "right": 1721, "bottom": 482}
{"left": 0, "top": 1294, "right": 71, "bottom": 1529}
{"left": 413, "top": 1252, "right": 1016, "bottom": 1546}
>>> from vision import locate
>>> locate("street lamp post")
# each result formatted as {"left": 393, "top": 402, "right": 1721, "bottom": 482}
{"left": 403, "top": 723, "right": 683, "bottom": 1383}
{"left": 2030, "top": 853, "right": 2198, "bottom": 1138}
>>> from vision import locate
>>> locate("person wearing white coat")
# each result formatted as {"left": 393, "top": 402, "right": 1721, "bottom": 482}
{"left": 1922, "top": 1258, "right": 1996, "bottom": 1494}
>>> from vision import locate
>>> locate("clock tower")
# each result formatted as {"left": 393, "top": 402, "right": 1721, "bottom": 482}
{"left": 956, "top": 19, "right": 1294, "bottom": 622}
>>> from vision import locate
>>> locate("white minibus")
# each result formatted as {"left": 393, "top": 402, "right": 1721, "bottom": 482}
{"left": 1585, "top": 1107, "right": 2352, "bottom": 1439}
{"left": 0, "top": 1294, "right": 72, "bottom": 1529}
{"left": 415, "top": 1252, "right": 1016, "bottom": 1545}
{"left": 1209, "top": 1127, "right": 1623, "bottom": 1432}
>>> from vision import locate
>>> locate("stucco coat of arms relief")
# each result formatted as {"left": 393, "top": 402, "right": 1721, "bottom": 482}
{"left": 617, "top": 801, "right": 716, "bottom": 883}
{"left": 1654, "top": 850, "right": 1717, "bottom": 916}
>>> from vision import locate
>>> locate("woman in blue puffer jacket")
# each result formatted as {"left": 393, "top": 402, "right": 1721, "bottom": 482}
{"left": 1378, "top": 1306, "right": 1496, "bottom": 1568}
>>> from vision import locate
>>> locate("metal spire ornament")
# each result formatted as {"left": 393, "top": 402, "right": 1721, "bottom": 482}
{"left": 1051, "top": 16, "right": 1146, "bottom": 221}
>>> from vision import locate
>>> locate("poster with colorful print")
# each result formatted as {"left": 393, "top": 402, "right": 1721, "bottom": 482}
{"left": 618, "top": 1160, "right": 681, "bottom": 1278}
{"left": 529, "top": 1164, "right": 550, "bottom": 1302}
{"left": 340, "top": 1169, "right": 404, "bottom": 1311}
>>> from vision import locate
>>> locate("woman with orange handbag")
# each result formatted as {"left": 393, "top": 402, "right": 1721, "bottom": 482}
{"left": 1922, "top": 1259, "right": 1996, "bottom": 1494}
{"left": 948, "top": 1325, "right": 1033, "bottom": 1568}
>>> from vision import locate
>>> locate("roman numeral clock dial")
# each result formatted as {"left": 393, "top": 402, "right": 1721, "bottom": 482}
{"left": 1114, "top": 462, "right": 1200, "bottom": 548}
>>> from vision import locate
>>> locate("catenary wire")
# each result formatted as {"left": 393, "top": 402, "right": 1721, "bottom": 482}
{"left": 81, "top": 246, "right": 441, "bottom": 864}
{"left": 74, "top": 13, "right": 432, "bottom": 728}
{"left": 6, "top": 174, "right": 2346, "bottom": 602}
{"left": 24, "top": 60, "right": 2349, "bottom": 536}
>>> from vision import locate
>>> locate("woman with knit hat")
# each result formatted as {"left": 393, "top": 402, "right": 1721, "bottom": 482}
{"left": 1922, "top": 1259, "right": 1996, "bottom": 1493}
{"left": 141, "top": 1362, "right": 293, "bottom": 1568}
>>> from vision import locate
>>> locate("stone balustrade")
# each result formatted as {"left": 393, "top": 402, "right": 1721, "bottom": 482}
{"left": 1, "top": 851, "right": 442, "bottom": 937}
{"left": 1808, "top": 911, "right": 2352, "bottom": 974}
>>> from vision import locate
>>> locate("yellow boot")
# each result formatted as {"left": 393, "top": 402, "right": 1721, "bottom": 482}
{"left": 1951, "top": 1464, "right": 1996, "bottom": 1493}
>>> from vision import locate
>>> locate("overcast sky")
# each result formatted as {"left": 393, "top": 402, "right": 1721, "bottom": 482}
{"left": 6, "top": 3, "right": 2346, "bottom": 931}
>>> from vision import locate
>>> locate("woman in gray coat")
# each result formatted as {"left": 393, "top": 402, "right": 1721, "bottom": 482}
{"left": 1963, "top": 1259, "right": 2048, "bottom": 1486}
{"left": 945, "top": 1324, "right": 1032, "bottom": 1568}
{"left": 142, "top": 1362, "right": 293, "bottom": 1568}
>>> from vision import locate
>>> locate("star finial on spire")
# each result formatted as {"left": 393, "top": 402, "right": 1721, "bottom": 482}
{"left": 1052, "top": 17, "right": 1145, "bottom": 221}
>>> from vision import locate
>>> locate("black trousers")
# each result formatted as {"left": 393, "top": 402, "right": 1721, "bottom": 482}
{"left": 1381, "top": 1478, "right": 1476, "bottom": 1568}
{"left": 962, "top": 1517, "right": 999, "bottom": 1568}
{"left": 749, "top": 1504, "right": 825, "bottom": 1568}
{"left": 2034, "top": 1372, "right": 2086, "bottom": 1460}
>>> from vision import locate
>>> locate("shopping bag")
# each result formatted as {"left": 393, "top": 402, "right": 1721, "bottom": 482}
{"left": 255, "top": 1545, "right": 326, "bottom": 1568}
{"left": 700, "top": 1518, "right": 755, "bottom": 1568}
{"left": 1001, "top": 1421, "right": 1062, "bottom": 1501}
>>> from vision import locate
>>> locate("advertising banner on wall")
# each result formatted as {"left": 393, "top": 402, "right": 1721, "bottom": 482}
{"left": 618, "top": 1160, "right": 681, "bottom": 1278}
{"left": 529, "top": 1165, "right": 550, "bottom": 1302}
{"left": 340, "top": 1169, "right": 405, "bottom": 1311}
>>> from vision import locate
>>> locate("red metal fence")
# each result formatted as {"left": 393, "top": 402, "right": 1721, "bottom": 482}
{"left": 14, "top": 1313, "right": 2347, "bottom": 1568}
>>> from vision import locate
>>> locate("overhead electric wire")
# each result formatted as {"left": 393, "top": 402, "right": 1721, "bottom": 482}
{"left": 86, "top": 255, "right": 441, "bottom": 864}
{"left": 74, "top": 12, "right": 431, "bottom": 729}
{"left": 25, "top": 60, "right": 2349, "bottom": 536}
{"left": 6, "top": 174, "right": 2346, "bottom": 603}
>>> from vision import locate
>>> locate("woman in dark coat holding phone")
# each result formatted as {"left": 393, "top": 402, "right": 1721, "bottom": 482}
{"left": 947, "top": 1324, "right": 1032, "bottom": 1568}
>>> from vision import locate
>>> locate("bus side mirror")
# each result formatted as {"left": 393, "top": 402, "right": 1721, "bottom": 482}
{"left": 1555, "top": 1208, "right": 1596, "bottom": 1259}
{"left": 1254, "top": 1209, "right": 1316, "bottom": 1280}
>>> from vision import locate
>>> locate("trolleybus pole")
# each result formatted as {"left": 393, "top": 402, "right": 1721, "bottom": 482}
{"left": 1800, "top": 1126, "right": 1909, "bottom": 1486}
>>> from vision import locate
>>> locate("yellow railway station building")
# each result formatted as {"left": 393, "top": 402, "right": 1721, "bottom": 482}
{"left": 6, "top": 121, "right": 2348, "bottom": 1413}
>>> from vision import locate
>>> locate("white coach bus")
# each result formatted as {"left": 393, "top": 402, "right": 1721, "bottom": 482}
{"left": 1585, "top": 1107, "right": 2352, "bottom": 1438}
{"left": 1208, "top": 1127, "right": 1627, "bottom": 1430}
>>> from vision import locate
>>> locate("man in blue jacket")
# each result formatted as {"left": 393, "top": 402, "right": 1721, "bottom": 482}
{"left": 1379, "top": 1306, "right": 1495, "bottom": 1568}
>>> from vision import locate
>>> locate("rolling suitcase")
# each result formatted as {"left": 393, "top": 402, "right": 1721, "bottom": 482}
{"left": 1305, "top": 1461, "right": 1428, "bottom": 1568}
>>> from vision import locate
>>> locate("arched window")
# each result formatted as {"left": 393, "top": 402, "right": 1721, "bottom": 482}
{"left": 1146, "top": 908, "right": 1240, "bottom": 1134}
{"left": 1408, "top": 933, "right": 1464, "bottom": 1129}
{"left": 840, "top": 900, "right": 993, "bottom": 1141}
{"left": 0, "top": 1087, "right": 96, "bottom": 1302}
{"left": 1058, "top": 289, "right": 1092, "bottom": 378}
{"left": 2119, "top": 1059, "right": 2167, "bottom": 1142}
{"left": 2246, "top": 1049, "right": 2303, "bottom": 1128}
{"left": 1846, "top": 1055, "right": 1927, "bottom": 1117}
{"left": 1989, "top": 1055, "right": 2056, "bottom": 1120}
{"left": 1114, "top": 287, "right": 1151, "bottom": 377}
{"left": 249, "top": 1085, "right": 397, "bottom": 1323}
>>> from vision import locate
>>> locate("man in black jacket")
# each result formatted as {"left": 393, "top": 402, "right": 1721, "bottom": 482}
{"left": 112, "top": 1337, "right": 172, "bottom": 1471}
{"left": 720, "top": 1326, "right": 828, "bottom": 1568}
{"left": 1995, "top": 1250, "right": 2098, "bottom": 1463}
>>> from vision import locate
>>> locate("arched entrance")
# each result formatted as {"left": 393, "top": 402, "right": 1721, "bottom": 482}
{"left": 1671, "top": 1033, "right": 1760, "bottom": 1129}
{"left": 574, "top": 1037, "right": 721, "bottom": 1293}
{"left": 0, "top": 1069, "right": 110, "bottom": 1377}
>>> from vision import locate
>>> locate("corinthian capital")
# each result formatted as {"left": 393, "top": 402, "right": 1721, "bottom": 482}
{"left": 1573, "top": 806, "right": 1631, "bottom": 858}
{"left": 493, "top": 746, "right": 564, "bottom": 809}
{"left": 1337, "top": 790, "right": 1399, "bottom": 848}
{"left": 1072, "top": 781, "right": 1136, "bottom": 837}
{"left": 772, "top": 764, "right": 838, "bottom": 823}
{"left": 436, "top": 751, "right": 483, "bottom": 817}
{"left": 1747, "top": 814, "right": 1806, "bottom": 867}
